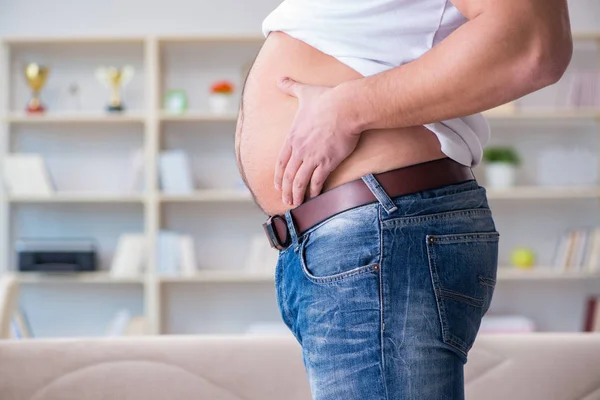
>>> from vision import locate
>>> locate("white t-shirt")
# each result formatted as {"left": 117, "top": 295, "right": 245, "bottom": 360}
{"left": 263, "top": 0, "right": 490, "bottom": 167}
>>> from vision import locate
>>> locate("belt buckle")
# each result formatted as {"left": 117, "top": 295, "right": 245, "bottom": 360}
{"left": 263, "top": 215, "right": 290, "bottom": 250}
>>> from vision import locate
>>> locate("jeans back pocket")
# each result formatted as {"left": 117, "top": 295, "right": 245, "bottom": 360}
{"left": 426, "top": 232, "right": 499, "bottom": 358}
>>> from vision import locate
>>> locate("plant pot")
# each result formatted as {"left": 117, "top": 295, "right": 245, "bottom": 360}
{"left": 209, "top": 94, "right": 233, "bottom": 114}
{"left": 485, "top": 163, "right": 517, "bottom": 188}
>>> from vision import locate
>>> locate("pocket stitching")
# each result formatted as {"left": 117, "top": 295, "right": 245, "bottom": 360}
{"left": 299, "top": 234, "right": 380, "bottom": 285}
{"left": 383, "top": 208, "right": 492, "bottom": 228}
{"left": 426, "top": 232, "right": 498, "bottom": 356}
{"left": 438, "top": 288, "right": 485, "bottom": 308}
{"left": 300, "top": 258, "right": 379, "bottom": 284}
{"left": 427, "top": 240, "right": 451, "bottom": 346}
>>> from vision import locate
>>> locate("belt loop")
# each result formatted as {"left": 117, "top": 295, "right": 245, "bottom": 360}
{"left": 361, "top": 174, "right": 399, "bottom": 214}
{"left": 284, "top": 210, "right": 300, "bottom": 245}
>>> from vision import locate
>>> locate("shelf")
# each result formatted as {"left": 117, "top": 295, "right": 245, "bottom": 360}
{"left": 484, "top": 109, "right": 600, "bottom": 120}
{"left": 497, "top": 268, "right": 600, "bottom": 281}
{"left": 159, "top": 270, "right": 274, "bottom": 283}
{"left": 572, "top": 32, "right": 600, "bottom": 41}
{"left": 159, "top": 111, "right": 237, "bottom": 122}
{"left": 14, "top": 272, "right": 144, "bottom": 284}
{"left": 160, "top": 189, "right": 252, "bottom": 202}
{"left": 158, "top": 35, "right": 264, "bottom": 44}
{"left": 486, "top": 186, "right": 600, "bottom": 200}
{"left": 4, "top": 112, "right": 146, "bottom": 124}
{"left": 8, "top": 193, "right": 145, "bottom": 204}
{"left": 160, "top": 269, "right": 600, "bottom": 283}
{"left": 2, "top": 36, "right": 146, "bottom": 45}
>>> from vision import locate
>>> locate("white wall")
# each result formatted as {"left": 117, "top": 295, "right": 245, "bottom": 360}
{"left": 0, "top": 0, "right": 280, "bottom": 36}
{"left": 0, "top": 0, "right": 598, "bottom": 37}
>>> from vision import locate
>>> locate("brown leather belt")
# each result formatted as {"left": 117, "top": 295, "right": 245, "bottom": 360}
{"left": 263, "top": 157, "right": 474, "bottom": 250}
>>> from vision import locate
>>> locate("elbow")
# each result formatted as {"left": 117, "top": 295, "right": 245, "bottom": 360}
{"left": 524, "top": 35, "right": 573, "bottom": 90}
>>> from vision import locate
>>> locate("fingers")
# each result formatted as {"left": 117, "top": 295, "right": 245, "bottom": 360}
{"left": 281, "top": 155, "right": 302, "bottom": 206}
{"left": 292, "top": 162, "right": 317, "bottom": 207}
{"left": 309, "top": 165, "right": 329, "bottom": 199}
{"left": 277, "top": 77, "right": 302, "bottom": 98}
{"left": 274, "top": 140, "right": 293, "bottom": 191}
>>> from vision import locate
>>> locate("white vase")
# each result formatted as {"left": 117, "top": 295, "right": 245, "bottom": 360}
{"left": 485, "top": 163, "right": 517, "bottom": 188}
{"left": 209, "top": 94, "right": 232, "bottom": 114}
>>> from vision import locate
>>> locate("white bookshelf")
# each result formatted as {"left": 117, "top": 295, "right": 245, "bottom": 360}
{"left": 15, "top": 271, "right": 144, "bottom": 284}
{"left": 8, "top": 193, "right": 145, "bottom": 203}
{"left": 1, "top": 33, "right": 600, "bottom": 336}
{"left": 159, "top": 189, "right": 252, "bottom": 203}
{"left": 4, "top": 112, "right": 146, "bottom": 124}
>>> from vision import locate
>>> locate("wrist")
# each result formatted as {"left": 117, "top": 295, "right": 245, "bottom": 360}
{"left": 332, "top": 80, "right": 368, "bottom": 135}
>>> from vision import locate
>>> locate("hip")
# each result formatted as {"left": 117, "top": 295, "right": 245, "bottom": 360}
{"left": 275, "top": 179, "right": 499, "bottom": 398}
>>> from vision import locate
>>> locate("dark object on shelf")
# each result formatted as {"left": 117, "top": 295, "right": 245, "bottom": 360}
{"left": 16, "top": 239, "right": 97, "bottom": 273}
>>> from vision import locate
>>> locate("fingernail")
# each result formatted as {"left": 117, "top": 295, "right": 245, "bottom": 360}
{"left": 274, "top": 182, "right": 280, "bottom": 190}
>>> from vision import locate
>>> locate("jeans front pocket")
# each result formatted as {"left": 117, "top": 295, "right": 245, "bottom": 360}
{"left": 426, "top": 232, "right": 499, "bottom": 358}
{"left": 299, "top": 204, "right": 381, "bottom": 285}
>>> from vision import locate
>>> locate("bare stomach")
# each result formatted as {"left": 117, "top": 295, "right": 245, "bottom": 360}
{"left": 236, "top": 32, "right": 445, "bottom": 216}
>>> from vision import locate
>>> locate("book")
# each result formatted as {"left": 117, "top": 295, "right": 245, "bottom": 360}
{"left": 156, "top": 231, "right": 181, "bottom": 276}
{"left": 584, "top": 297, "right": 600, "bottom": 332}
{"left": 110, "top": 234, "right": 146, "bottom": 278}
{"left": 553, "top": 228, "right": 600, "bottom": 272}
{"left": 120, "top": 148, "right": 145, "bottom": 193}
{"left": 244, "top": 234, "right": 279, "bottom": 274}
{"left": 179, "top": 235, "right": 198, "bottom": 277}
{"left": 105, "top": 309, "right": 132, "bottom": 337}
{"left": 573, "top": 229, "right": 589, "bottom": 270}
{"left": 159, "top": 150, "right": 194, "bottom": 194}
{"left": 553, "top": 231, "right": 570, "bottom": 270}
{"left": 2, "top": 154, "right": 54, "bottom": 196}
{"left": 585, "top": 229, "right": 600, "bottom": 273}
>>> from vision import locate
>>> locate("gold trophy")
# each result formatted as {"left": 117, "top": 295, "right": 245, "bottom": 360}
{"left": 95, "top": 65, "right": 135, "bottom": 112}
{"left": 24, "top": 63, "right": 50, "bottom": 114}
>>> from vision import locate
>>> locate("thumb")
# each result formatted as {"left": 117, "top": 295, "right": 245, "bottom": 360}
{"left": 277, "top": 77, "right": 303, "bottom": 98}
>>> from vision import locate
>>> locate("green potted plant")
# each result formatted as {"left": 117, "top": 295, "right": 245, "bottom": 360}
{"left": 483, "top": 146, "right": 521, "bottom": 188}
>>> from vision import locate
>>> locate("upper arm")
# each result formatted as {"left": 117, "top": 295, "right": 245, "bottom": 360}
{"left": 450, "top": 0, "right": 569, "bottom": 23}
{"left": 450, "top": 0, "right": 572, "bottom": 79}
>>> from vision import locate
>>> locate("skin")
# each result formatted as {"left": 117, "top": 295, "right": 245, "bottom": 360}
{"left": 273, "top": 0, "right": 573, "bottom": 207}
{"left": 236, "top": 33, "right": 445, "bottom": 216}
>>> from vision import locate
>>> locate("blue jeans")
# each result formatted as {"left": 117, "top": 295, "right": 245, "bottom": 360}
{"left": 275, "top": 177, "right": 499, "bottom": 400}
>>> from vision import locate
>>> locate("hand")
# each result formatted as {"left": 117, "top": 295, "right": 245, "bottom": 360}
{"left": 274, "top": 77, "right": 361, "bottom": 207}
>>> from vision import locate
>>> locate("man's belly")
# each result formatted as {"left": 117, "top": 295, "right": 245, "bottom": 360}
{"left": 236, "top": 32, "right": 445, "bottom": 216}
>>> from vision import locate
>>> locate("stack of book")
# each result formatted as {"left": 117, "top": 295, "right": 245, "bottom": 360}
{"left": 552, "top": 228, "right": 600, "bottom": 272}
{"left": 156, "top": 231, "right": 197, "bottom": 277}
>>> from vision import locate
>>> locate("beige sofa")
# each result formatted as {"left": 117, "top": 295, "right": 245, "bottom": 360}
{"left": 1, "top": 334, "right": 600, "bottom": 400}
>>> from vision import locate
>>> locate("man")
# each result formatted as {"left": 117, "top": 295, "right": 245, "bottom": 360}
{"left": 235, "top": 0, "right": 572, "bottom": 398}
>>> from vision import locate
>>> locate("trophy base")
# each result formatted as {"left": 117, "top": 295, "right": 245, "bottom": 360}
{"left": 26, "top": 104, "right": 46, "bottom": 114}
{"left": 106, "top": 105, "right": 125, "bottom": 113}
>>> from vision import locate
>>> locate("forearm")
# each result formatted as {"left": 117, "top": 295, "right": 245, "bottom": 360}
{"left": 336, "top": 3, "right": 572, "bottom": 132}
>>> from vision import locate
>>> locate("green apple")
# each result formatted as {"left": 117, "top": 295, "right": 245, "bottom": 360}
{"left": 511, "top": 248, "right": 535, "bottom": 269}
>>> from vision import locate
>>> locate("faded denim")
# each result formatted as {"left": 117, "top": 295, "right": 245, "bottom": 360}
{"left": 274, "top": 177, "right": 499, "bottom": 400}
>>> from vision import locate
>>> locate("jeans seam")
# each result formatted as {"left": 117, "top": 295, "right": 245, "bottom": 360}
{"left": 426, "top": 236, "right": 451, "bottom": 347}
{"left": 377, "top": 205, "right": 390, "bottom": 400}
{"left": 278, "top": 258, "right": 296, "bottom": 341}
{"left": 438, "top": 288, "right": 485, "bottom": 308}
{"left": 383, "top": 208, "right": 491, "bottom": 227}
